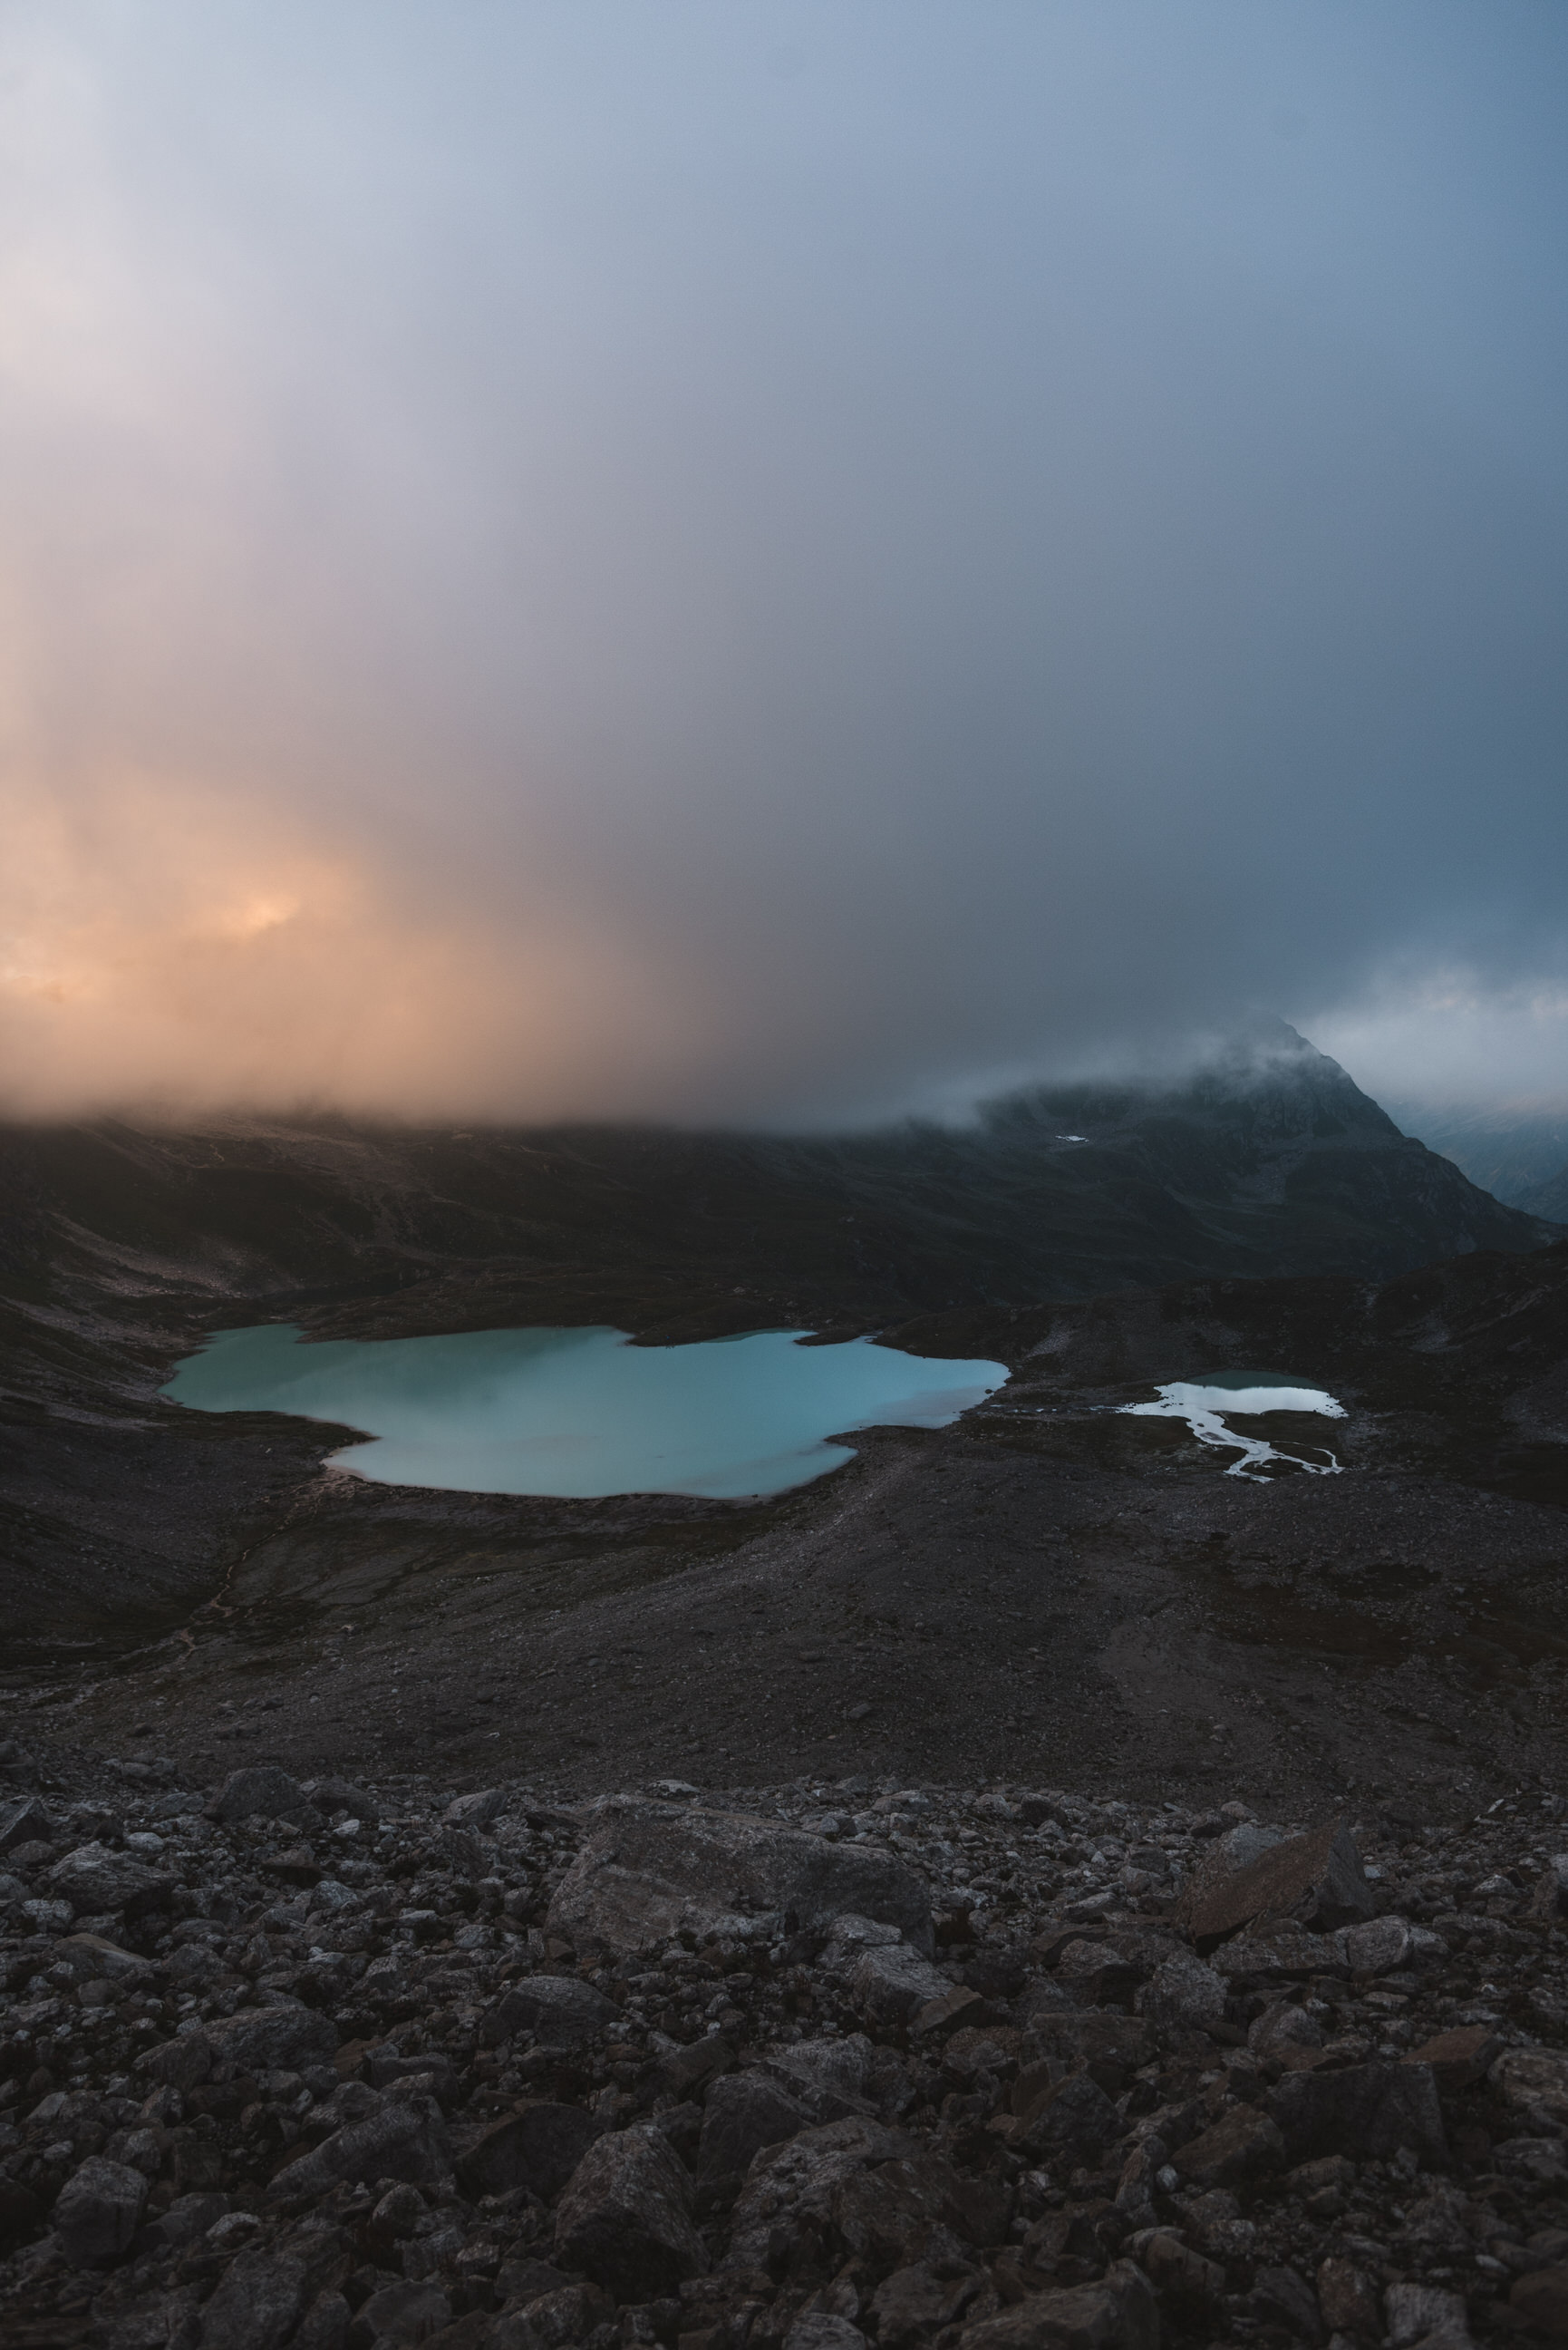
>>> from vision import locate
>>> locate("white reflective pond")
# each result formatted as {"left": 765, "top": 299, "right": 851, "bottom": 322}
{"left": 161, "top": 1323, "right": 1008, "bottom": 1500}
{"left": 1118, "top": 1370, "right": 1347, "bottom": 1482}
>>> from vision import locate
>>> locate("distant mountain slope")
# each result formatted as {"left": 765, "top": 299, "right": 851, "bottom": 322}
{"left": 1522, "top": 1161, "right": 1568, "bottom": 1221}
{"left": 1389, "top": 1099, "right": 1568, "bottom": 1209}
{"left": 1, "top": 1024, "right": 1555, "bottom": 1356}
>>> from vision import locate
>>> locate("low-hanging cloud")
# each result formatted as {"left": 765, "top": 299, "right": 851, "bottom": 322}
{"left": 3, "top": 1, "right": 1567, "bottom": 1127}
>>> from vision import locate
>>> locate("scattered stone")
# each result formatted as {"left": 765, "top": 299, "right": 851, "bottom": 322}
{"left": 548, "top": 1797, "right": 933, "bottom": 1959}
{"left": 1, "top": 1759, "right": 1565, "bottom": 2350}
{"left": 0, "top": 1796, "right": 52, "bottom": 1854}
{"left": 1138, "top": 1947, "right": 1225, "bottom": 2034}
{"left": 1490, "top": 2045, "right": 1568, "bottom": 2132}
{"left": 53, "top": 2155, "right": 148, "bottom": 2265}
{"left": 959, "top": 2258, "right": 1159, "bottom": 2350}
{"left": 442, "top": 1788, "right": 506, "bottom": 1827}
{"left": 205, "top": 2006, "right": 338, "bottom": 2076}
{"left": 1171, "top": 2103, "right": 1286, "bottom": 2190}
{"left": 1408, "top": 2024, "right": 1502, "bottom": 2094}
{"left": 208, "top": 1766, "right": 309, "bottom": 1825}
{"left": 553, "top": 2124, "right": 710, "bottom": 2299}
{"left": 270, "top": 2097, "right": 451, "bottom": 2199}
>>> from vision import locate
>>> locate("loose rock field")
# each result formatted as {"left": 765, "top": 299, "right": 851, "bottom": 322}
{"left": 3, "top": 1744, "right": 1568, "bottom": 2350}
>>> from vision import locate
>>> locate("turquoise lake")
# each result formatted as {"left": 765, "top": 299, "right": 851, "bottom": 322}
{"left": 160, "top": 1324, "right": 1009, "bottom": 1500}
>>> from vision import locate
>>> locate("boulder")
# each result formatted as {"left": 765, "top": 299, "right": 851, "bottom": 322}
{"left": 53, "top": 2155, "right": 147, "bottom": 2266}
{"left": 457, "top": 2102, "right": 600, "bottom": 2201}
{"left": 0, "top": 1795, "right": 53, "bottom": 1854}
{"left": 198, "top": 2249, "right": 322, "bottom": 2350}
{"left": 204, "top": 2007, "right": 337, "bottom": 2077}
{"left": 957, "top": 2259, "right": 1159, "bottom": 2350}
{"left": 1385, "top": 2282, "right": 1474, "bottom": 2350}
{"left": 697, "top": 2070, "right": 812, "bottom": 2187}
{"left": 1267, "top": 2061, "right": 1447, "bottom": 2170}
{"left": 766, "top": 2034, "right": 880, "bottom": 2119}
{"left": 479, "top": 1975, "right": 621, "bottom": 2048}
{"left": 1023, "top": 2014, "right": 1153, "bottom": 2097}
{"left": 307, "top": 1777, "right": 380, "bottom": 1825}
{"left": 1408, "top": 2027, "right": 1502, "bottom": 2096}
{"left": 1249, "top": 2001, "right": 1325, "bottom": 2066}
{"left": 1139, "top": 1950, "right": 1225, "bottom": 2035}
{"left": 786, "top": 2320, "right": 869, "bottom": 2350}
{"left": 136, "top": 2034, "right": 215, "bottom": 2093}
{"left": 442, "top": 1788, "right": 506, "bottom": 1827}
{"left": 728, "top": 2115, "right": 903, "bottom": 2273}
{"left": 1489, "top": 2047, "right": 1568, "bottom": 2132}
{"left": 832, "top": 2150, "right": 1011, "bottom": 2270}
{"left": 547, "top": 1797, "right": 933, "bottom": 1960}
{"left": 1171, "top": 2104, "right": 1287, "bottom": 2190}
{"left": 1531, "top": 1856, "right": 1568, "bottom": 1920}
{"left": 553, "top": 2124, "right": 710, "bottom": 2300}
{"left": 208, "top": 1767, "right": 309, "bottom": 1826}
{"left": 1016, "top": 2072, "right": 1125, "bottom": 2161}
{"left": 1317, "top": 2255, "right": 1381, "bottom": 2339}
{"left": 1344, "top": 1916, "right": 1415, "bottom": 1976}
{"left": 353, "top": 2282, "right": 452, "bottom": 2346}
{"left": 850, "top": 1946, "right": 955, "bottom": 2026}
{"left": 1250, "top": 2265, "right": 1324, "bottom": 2344}
{"left": 269, "top": 2098, "right": 451, "bottom": 2199}
{"left": 46, "top": 1843, "right": 173, "bottom": 1922}
{"left": 1182, "top": 1820, "right": 1375, "bottom": 1950}
{"left": 1138, "top": 2231, "right": 1225, "bottom": 2316}
{"left": 1510, "top": 2268, "right": 1568, "bottom": 2339}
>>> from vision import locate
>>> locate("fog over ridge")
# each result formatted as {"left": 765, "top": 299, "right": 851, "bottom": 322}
{"left": 2, "top": 3, "right": 1566, "bottom": 1126}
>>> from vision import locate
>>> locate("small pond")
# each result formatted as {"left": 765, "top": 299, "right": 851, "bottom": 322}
{"left": 1118, "top": 1370, "right": 1347, "bottom": 1482}
{"left": 161, "top": 1323, "right": 1008, "bottom": 1500}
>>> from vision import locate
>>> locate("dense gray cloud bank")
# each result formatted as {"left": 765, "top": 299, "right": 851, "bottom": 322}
{"left": 1, "top": 2, "right": 1565, "bottom": 1123}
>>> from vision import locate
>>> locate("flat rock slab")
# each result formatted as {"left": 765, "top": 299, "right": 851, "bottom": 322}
{"left": 1181, "top": 1820, "right": 1375, "bottom": 1950}
{"left": 547, "top": 1798, "right": 934, "bottom": 1961}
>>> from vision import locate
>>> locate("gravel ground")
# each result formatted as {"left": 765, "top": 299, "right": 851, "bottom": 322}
{"left": 2, "top": 1734, "right": 1568, "bottom": 2350}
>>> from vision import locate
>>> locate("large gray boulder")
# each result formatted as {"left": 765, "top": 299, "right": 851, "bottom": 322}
{"left": 554, "top": 2124, "right": 710, "bottom": 2299}
{"left": 849, "top": 1945, "right": 953, "bottom": 2026}
{"left": 208, "top": 1767, "right": 309, "bottom": 1826}
{"left": 727, "top": 2114, "right": 903, "bottom": 2274}
{"left": 53, "top": 2155, "right": 147, "bottom": 2265}
{"left": 46, "top": 1844, "right": 173, "bottom": 1922}
{"left": 957, "top": 2261, "right": 1159, "bottom": 2350}
{"left": 269, "top": 2098, "right": 451, "bottom": 2199}
{"left": 547, "top": 1798, "right": 933, "bottom": 1961}
{"left": 203, "top": 2006, "right": 337, "bottom": 2077}
{"left": 479, "top": 1975, "right": 621, "bottom": 2048}
{"left": 1182, "top": 1820, "right": 1374, "bottom": 1950}
{"left": 697, "top": 2070, "right": 812, "bottom": 2187}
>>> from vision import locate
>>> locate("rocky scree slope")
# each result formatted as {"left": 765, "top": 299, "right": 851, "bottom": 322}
{"left": 3, "top": 1748, "right": 1568, "bottom": 2350}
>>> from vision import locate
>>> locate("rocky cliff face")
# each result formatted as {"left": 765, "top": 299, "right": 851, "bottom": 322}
{"left": 0, "top": 1744, "right": 1565, "bottom": 2350}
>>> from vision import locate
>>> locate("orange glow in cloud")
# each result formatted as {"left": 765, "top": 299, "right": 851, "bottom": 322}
{"left": 0, "top": 773, "right": 712, "bottom": 1122}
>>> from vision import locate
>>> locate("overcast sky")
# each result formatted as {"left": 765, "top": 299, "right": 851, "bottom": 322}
{"left": 2, "top": 2, "right": 1565, "bottom": 1125}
